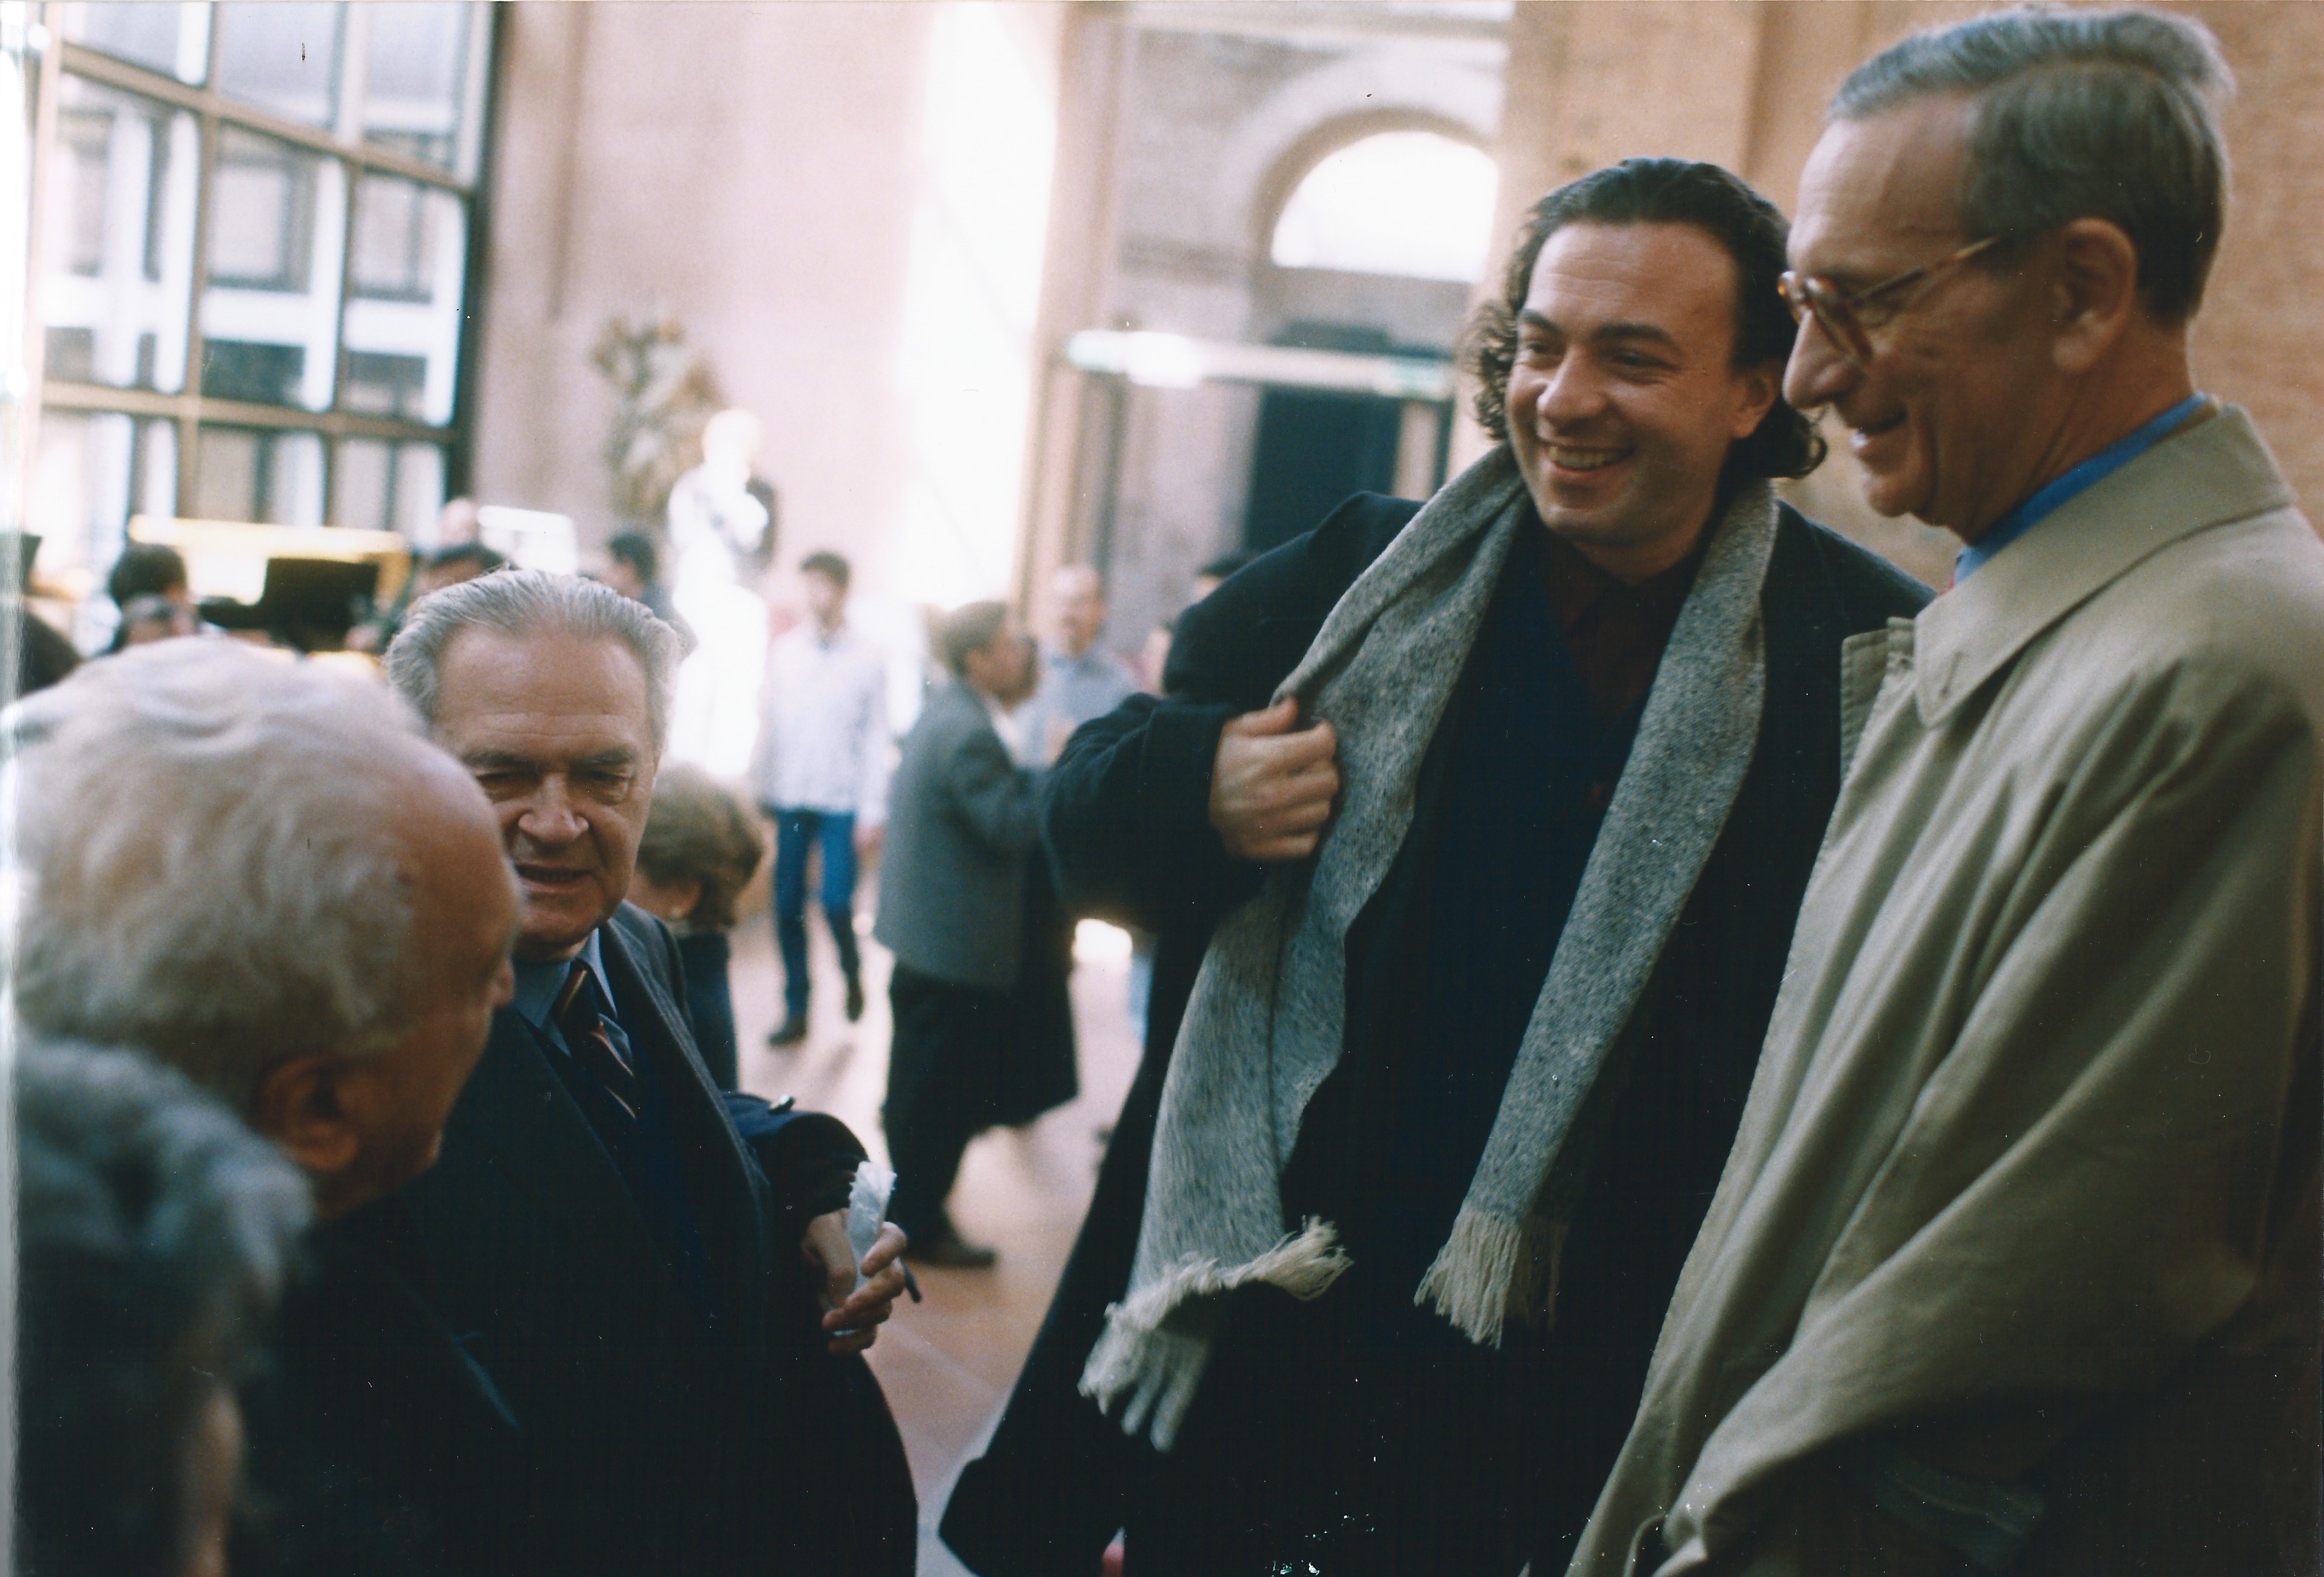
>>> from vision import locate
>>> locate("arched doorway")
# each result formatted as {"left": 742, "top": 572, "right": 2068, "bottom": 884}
{"left": 1243, "top": 130, "right": 1498, "bottom": 550}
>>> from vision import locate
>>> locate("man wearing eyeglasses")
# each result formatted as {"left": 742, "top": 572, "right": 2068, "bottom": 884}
{"left": 1576, "top": 11, "right": 2324, "bottom": 1577}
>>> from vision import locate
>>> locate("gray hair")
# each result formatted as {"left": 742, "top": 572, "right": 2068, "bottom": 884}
{"left": 384, "top": 568, "right": 684, "bottom": 751}
{"left": 937, "top": 600, "right": 1010, "bottom": 677}
{"left": 1831, "top": 6, "right": 2233, "bottom": 322}
{"left": 17, "top": 1038, "right": 310, "bottom": 1577}
{"left": 11, "top": 640, "right": 435, "bottom": 1105}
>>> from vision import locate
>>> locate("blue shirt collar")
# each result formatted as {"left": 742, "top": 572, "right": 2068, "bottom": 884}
{"left": 510, "top": 928, "right": 612, "bottom": 1029}
{"left": 1954, "top": 394, "right": 2209, "bottom": 582}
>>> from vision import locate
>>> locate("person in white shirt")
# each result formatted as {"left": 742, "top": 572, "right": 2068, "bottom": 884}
{"left": 753, "top": 551, "right": 889, "bottom": 1045}
{"left": 665, "top": 409, "right": 777, "bottom": 777}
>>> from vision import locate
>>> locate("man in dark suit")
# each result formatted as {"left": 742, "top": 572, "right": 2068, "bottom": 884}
{"left": 382, "top": 570, "right": 913, "bottom": 1576}
{"left": 875, "top": 600, "right": 1043, "bottom": 1269}
{"left": 943, "top": 160, "right": 1932, "bottom": 1577}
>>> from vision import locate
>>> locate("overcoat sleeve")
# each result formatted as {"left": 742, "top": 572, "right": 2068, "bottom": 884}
{"left": 1040, "top": 492, "right": 1423, "bottom": 933}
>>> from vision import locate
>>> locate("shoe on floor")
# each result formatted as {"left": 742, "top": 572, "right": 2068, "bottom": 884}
{"left": 844, "top": 975, "right": 866, "bottom": 1023}
{"left": 904, "top": 1228, "right": 997, "bottom": 1270}
{"left": 766, "top": 1014, "right": 808, "bottom": 1047}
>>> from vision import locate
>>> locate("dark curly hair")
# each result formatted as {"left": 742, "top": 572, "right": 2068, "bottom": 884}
{"left": 1461, "top": 158, "right": 1824, "bottom": 489}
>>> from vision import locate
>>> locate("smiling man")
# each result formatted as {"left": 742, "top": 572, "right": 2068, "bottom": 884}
{"left": 382, "top": 570, "right": 913, "bottom": 1577}
{"left": 940, "top": 160, "right": 1927, "bottom": 1577}
{"left": 1575, "top": 12, "right": 2324, "bottom": 1577}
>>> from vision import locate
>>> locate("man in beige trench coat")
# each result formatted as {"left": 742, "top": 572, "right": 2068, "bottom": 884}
{"left": 1574, "top": 10, "right": 2323, "bottom": 1576}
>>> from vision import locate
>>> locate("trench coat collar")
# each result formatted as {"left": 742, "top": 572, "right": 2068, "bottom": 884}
{"left": 1912, "top": 403, "right": 2295, "bottom": 726}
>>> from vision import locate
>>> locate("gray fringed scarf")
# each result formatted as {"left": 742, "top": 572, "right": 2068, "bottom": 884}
{"left": 1080, "top": 445, "right": 1780, "bottom": 1451}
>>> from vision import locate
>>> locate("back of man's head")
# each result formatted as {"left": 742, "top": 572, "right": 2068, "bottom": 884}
{"left": 1831, "top": 6, "right": 2232, "bottom": 324}
{"left": 386, "top": 568, "right": 683, "bottom": 753}
{"left": 939, "top": 600, "right": 1010, "bottom": 677}
{"left": 17, "top": 1038, "right": 308, "bottom": 1577}
{"left": 12, "top": 642, "right": 440, "bottom": 1105}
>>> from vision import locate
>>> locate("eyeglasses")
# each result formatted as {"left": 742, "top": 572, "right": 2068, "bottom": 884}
{"left": 1778, "top": 235, "right": 2005, "bottom": 369}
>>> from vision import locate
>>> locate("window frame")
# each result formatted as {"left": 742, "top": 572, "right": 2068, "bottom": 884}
{"left": 25, "top": 2, "right": 495, "bottom": 541}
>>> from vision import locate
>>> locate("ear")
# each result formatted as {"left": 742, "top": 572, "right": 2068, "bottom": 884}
{"left": 2048, "top": 217, "right": 2142, "bottom": 376}
{"left": 1729, "top": 358, "right": 1784, "bottom": 442}
{"left": 249, "top": 1054, "right": 362, "bottom": 1183}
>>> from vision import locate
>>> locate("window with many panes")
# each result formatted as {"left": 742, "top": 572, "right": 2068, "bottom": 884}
{"left": 25, "top": 1, "right": 490, "bottom": 594}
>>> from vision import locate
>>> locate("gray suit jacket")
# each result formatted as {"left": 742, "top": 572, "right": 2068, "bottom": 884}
{"left": 874, "top": 677, "right": 1040, "bottom": 991}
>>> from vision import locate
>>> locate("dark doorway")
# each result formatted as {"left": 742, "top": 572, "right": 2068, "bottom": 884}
{"left": 1240, "top": 323, "right": 1428, "bottom": 554}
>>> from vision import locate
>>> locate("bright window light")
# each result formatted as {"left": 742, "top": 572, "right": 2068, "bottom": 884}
{"left": 1270, "top": 131, "right": 1498, "bottom": 283}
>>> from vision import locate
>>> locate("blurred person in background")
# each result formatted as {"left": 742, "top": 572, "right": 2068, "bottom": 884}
{"left": 102, "top": 541, "right": 199, "bottom": 652}
{"left": 667, "top": 408, "right": 778, "bottom": 586}
{"left": 666, "top": 408, "right": 778, "bottom": 777}
{"left": 875, "top": 600, "right": 1043, "bottom": 1270}
{"left": 10, "top": 638, "right": 525, "bottom": 1576}
{"left": 386, "top": 570, "right": 914, "bottom": 1576}
{"left": 632, "top": 761, "right": 769, "bottom": 1089}
{"left": 601, "top": 529, "right": 689, "bottom": 636}
{"left": 350, "top": 537, "right": 508, "bottom": 656}
{"left": 411, "top": 542, "right": 509, "bottom": 600}
{"left": 433, "top": 496, "right": 483, "bottom": 548}
{"left": 17, "top": 1040, "right": 310, "bottom": 1577}
{"left": 753, "top": 550, "right": 888, "bottom": 1046}
{"left": 1018, "top": 564, "right": 1139, "bottom": 769}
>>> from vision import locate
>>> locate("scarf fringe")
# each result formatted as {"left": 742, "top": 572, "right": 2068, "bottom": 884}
{"left": 1080, "top": 1219, "right": 1350, "bottom": 1451}
{"left": 1415, "top": 1206, "right": 1567, "bottom": 1347}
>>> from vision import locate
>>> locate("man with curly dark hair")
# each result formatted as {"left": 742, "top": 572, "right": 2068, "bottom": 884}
{"left": 945, "top": 157, "right": 1928, "bottom": 1577}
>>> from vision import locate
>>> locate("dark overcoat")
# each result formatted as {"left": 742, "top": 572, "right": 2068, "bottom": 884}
{"left": 941, "top": 491, "right": 1931, "bottom": 1574}
{"left": 365, "top": 904, "right": 914, "bottom": 1576}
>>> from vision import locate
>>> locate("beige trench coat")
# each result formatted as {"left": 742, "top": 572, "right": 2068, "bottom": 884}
{"left": 1574, "top": 406, "right": 2324, "bottom": 1577}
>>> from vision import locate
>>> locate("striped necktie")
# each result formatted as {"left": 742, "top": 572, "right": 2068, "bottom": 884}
{"left": 552, "top": 960, "right": 641, "bottom": 1122}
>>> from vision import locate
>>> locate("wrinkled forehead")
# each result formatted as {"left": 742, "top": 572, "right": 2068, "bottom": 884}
{"left": 1792, "top": 97, "right": 1976, "bottom": 276}
{"left": 435, "top": 626, "right": 654, "bottom": 752}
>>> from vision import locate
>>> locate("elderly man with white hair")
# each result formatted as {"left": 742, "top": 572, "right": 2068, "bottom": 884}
{"left": 10, "top": 639, "right": 526, "bottom": 1575}
{"left": 381, "top": 569, "right": 913, "bottom": 1577}
{"left": 13, "top": 641, "right": 520, "bottom": 1217}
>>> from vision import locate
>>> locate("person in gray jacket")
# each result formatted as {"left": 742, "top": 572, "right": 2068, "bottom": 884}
{"left": 875, "top": 600, "right": 1041, "bottom": 1268}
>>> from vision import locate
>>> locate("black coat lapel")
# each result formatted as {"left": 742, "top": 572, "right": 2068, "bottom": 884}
{"left": 600, "top": 907, "right": 772, "bottom": 1326}
{"left": 446, "top": 1005, "right": 671, "bottom": 1290}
